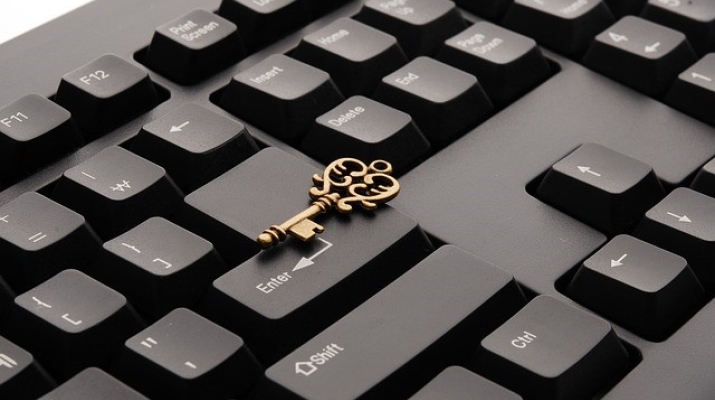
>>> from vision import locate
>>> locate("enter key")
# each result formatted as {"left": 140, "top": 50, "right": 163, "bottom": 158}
{"left": 195, "top": 150, "right": 432, "bottom": 365}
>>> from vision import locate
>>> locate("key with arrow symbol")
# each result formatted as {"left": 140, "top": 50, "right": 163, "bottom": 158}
{"left": 293, "top": 238, "right": 333, "bottom": 271}
{"left": 170, "top": 121, "right": 190, "bottom": 133}
{"left": 666, "top": 212, "right": 691, "bottom": 223}
{"left": 577, "top": 166, "right": 601, "bottom": 177}
{"left": 645, "top": 42, "right": 661, "bottom": 53}
{"left": 610, "top": 254, "right": 627, "bottom": 268}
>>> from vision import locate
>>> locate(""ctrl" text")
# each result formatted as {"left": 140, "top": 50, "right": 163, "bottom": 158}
{"left": 511, "top": 331, "right": 537, "bottom": 349}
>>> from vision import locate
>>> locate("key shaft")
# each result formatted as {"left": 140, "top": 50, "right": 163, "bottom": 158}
{"left": 257, "top": 193, "right": 339, "bottom": 248}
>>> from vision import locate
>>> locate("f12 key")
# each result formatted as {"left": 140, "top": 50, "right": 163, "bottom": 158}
{"left": 55, "top": 54, "right": 162, "bottom": 138}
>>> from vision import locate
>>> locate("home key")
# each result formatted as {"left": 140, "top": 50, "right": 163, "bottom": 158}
{"left": 257, "top": 158, "right": 401, "bottom": 248}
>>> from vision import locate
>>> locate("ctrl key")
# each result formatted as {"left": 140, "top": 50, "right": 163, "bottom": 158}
{"left": 471, "top": 296, "right": 630, "bottom": 400}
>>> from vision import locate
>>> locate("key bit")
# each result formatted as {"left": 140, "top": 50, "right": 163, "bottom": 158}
{"left": 257, "top": 158, "right": 401, "bottom": 248}
{"left": 257, "top": 193, "right": 339, "bottom": 247}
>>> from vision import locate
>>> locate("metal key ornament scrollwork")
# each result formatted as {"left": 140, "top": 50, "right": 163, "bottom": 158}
{"left": 257, "top": 158, "right": 401, "bottom": 248}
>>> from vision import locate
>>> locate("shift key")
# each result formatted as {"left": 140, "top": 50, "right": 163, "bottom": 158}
{"left": 250, "top": 246, "right": 526, "bottom": 400}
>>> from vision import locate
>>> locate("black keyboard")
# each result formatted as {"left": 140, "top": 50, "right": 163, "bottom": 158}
{"left": 1, "top": 0, "right": 715, "bottom": 399}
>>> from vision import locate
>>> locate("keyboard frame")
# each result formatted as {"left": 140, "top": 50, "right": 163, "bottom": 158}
{"left": 1, "top": 1, "right": 715, "bottom": 399}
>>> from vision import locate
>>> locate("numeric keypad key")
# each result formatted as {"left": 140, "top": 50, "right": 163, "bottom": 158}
{"left": 583, "top": 16, "right": 697, "bottom": 95}
{"left": 642, "top": 0, "right": 715, "bottom": 55}
{"left": 667, "top": 54, "right": 715, "bottom": 126}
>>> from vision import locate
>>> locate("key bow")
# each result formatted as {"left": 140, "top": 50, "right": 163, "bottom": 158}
{"left": 257, "top": 158, "right": 401, "bottom": 248}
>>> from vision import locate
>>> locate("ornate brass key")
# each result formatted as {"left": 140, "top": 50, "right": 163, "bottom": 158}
{"left": 257, "top": 158, "right": 400, "bottom": 248}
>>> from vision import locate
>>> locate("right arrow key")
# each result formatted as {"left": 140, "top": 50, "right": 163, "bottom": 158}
{"left": 583, "top": 16, "right": 697, "bottom": 95}
{"left": 635, "top": 187, "right": 715, "bottom": 289}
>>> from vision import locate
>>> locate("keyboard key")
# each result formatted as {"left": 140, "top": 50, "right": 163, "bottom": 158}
{"left": 145, "top": 9, "right": 246, "bottom": 84}
{"left": 0, "top": 192, "right": 101, "bottom": 292}
{"left": 641, "top": 0, "right": 715, "bottom": 55}
{"left": 96, "top": 217, "right": 227, "bottom": 319}
{"left": 667, "top": 53, "right": 715, "bottom": 126}
{"left": 635, "top": 187, "right": 715, "bottom": 288}
{"left": 408, "top": 366, "right": 522, "bottom": 400}
{"left": 292, "top": 18, "right": 408, "bottom": 96}
{"left": 112, "top": 308, "right": 261, "bottom": 400}
{"left": 199, "top": 197, "right": 431, "bottom": 362}
{"left": 503, "top": 0, "right": 615, "bottom": 55}
{"left": 582, "top": 16, "right": 697, "bottom": 96}
{"left": 453, "top": 0, "right": 513, "bottom": 20}
{"left": 251, "top": 246, "right": 526, "bottom": 400}
{"left": 604, "top": 0, "right": 647, "bottom": 17}
{"left": 301, "top": 96, "right": 431, "bottom": 174}
{"left": 536, "top": 143, "right": 665, "bottom": 235}
{"left": 472, "top": 295, "right": 630, "bottom": 400}
{"left": 0, "top": 335, "right": 55, "bottom": 400}
{"left": 0, "top": 95, "right": 79, "bottom": 183}
{"left": 130, "top": 103, "right": 259, "bottom": 192}
{"left": 568, "top": 235, "right": 705, "bottom": 340}
{"left": 39, "top": 368, "right": 148, "bottom": 400}
{"left": 52, "top": 146, "right": 183, "bottom": 239}
{"left": 373, "top": 56, "right": 493, "bottom": 146}
{"left": 219, "top": 54, "right": 344, "bottom": 141}
{"left": 217, "top": 0, "right": 309, "bottom": 49}
{"left": 691, "top": 156, "right": 715, "bottom": 197}
{"left": 55, "top": 54, "right": 160, "bottom": 137}
{"left": 355, "top": 0, "right": 467, "bottom": 58}
{"left": 0, "top": 270, "right": 144, "bottom": 380}
{"left": 438, "top": 22, "right": 551, "bottom": 104}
